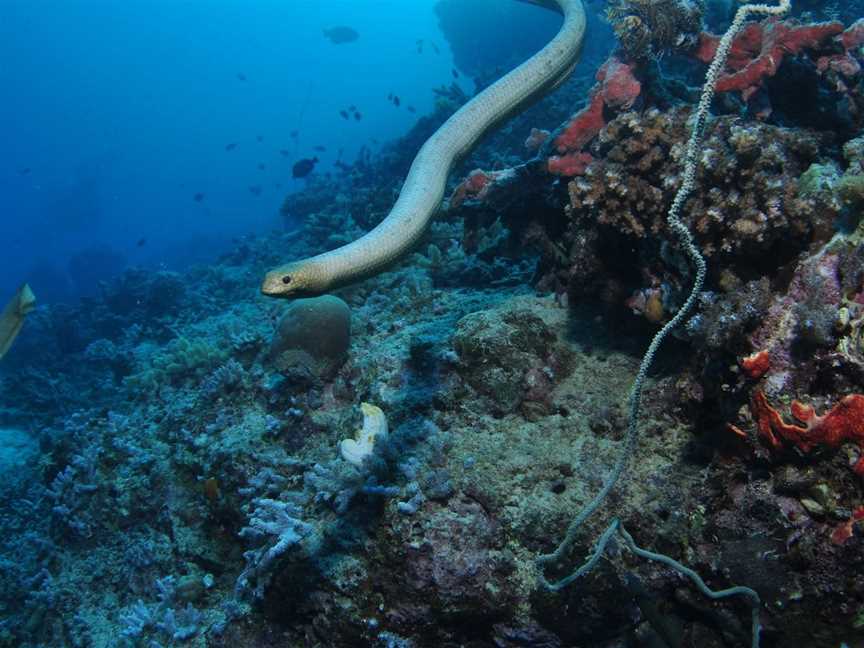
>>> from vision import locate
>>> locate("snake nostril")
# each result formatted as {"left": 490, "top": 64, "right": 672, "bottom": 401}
{"left": 282, "top": 275, "right": 292, "bottom": 285}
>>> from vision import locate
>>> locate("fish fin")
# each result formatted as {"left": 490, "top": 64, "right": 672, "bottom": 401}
{"left": 0, "top": 283, "right": 36, "bottom": 360}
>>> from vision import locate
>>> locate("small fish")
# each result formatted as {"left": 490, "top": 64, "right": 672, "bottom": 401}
{"left": 354, "top": 112, "right": 362, "bottom": 121}
{"left": 323, "top": 26, "right": 359, "bottom": 44}
{"left": 290, "top": 130, "right": 299, "bottom": 139}
{"left": 393, "top": 95, "right": 400, "bottom": 107}
{"left": 340, "top": 110, "right": 349, "bottom": 120}
{"left": 256, "top": 135, "right": 264, "bottom": 142}
{"left": 225, "top": 143, "right": 238, "bottom": 151}
{"left": 237, "top": 73, "right": 247, "bottom": 81}
{"left": 292, "top": 156, "right": 318, "bottom": 178}
{"left": 279, "top": 149, "right": 291, "bottom": 157}
{"left": 17, "top": 167, "right": 31, "bottom": 175}
{"left": 248, "top": 185, "right": 262, "bottom": 196}
{"left": 258, "top": 163, "right": 266, "bottom": 170}
{"left": 349, "top": 105, "right": 357, "bottom": 112}
{"left": 407, "top": 106, "right": 416, "bottom": 113}
{"left": 314, "top": 145, "right": 327, "bottom": 152}
{"left": 431, "top": 42, "right": 440, "bottom": 55}
{"left": 136, "top": 237, "right": 147, "bottom": 247}
{"left": 193, "top": 192, "right": 205, "bottom": 202}
{"left": 452, "top": 68, "right": 459, "bottom": 79}
{"left": 387, "top": 93, "right": 393, "bottom": 101}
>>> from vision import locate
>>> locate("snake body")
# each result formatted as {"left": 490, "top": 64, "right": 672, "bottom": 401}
{"left": 262, "top": 0, "right": 587, "bottom": 298}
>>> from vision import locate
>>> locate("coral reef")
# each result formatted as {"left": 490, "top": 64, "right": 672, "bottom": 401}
{"left": 5, "top": 3, "right": 864, "bottom": 648}
{"left": 268, "top": 295, "right": 352, "bottom": 381}
{"left": 693, "top": 19, "right": 845, "bottom": 99}
{"left": 607, "top": 0, "right": 705, "bottom": 60}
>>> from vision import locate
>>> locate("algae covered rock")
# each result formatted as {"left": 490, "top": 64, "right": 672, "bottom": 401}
{"left": 452, "top": 304, "right": 573, "bottom": 416}
{"left": 269, "top": 295, "right": 351, "bottom": 380}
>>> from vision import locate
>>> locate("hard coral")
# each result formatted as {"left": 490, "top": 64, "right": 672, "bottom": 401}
{"left": 551, "top": 108, "right": 828, "bottom": 305}
{"left": 751, "top": 390, "right": 864, "bottom": 475}
{"left": 268, "top": 295, "right": 351, "bottom": 381}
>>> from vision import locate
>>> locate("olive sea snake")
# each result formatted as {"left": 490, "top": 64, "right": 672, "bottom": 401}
{"left": 262, "top": 0, "right": 587, "bottom": 297}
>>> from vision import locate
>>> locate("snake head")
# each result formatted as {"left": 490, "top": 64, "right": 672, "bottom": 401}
{"left": 261, "top": 261, "right": 325, "bottom": 299}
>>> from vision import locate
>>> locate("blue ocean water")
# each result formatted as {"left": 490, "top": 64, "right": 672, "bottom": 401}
{"left": 3, "top": 0, "right": 864, "bottom": 646}
{"left": 0, "top": 0, "right": 461, "bottom": 303}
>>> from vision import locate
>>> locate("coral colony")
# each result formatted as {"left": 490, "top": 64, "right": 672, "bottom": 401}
{"left": 5, "top": 1, "right": 864, "bottom": 647}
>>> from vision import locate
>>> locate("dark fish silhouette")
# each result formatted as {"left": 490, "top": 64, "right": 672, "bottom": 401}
{"left": 136, "top": 238, "right": 147, "bottom": 247}
{"left": 237, "top": 73, "right": 247, "bottom": 81}
{"left": 323, "top": 26, "right": 359, "bottom": 44}
{"left": 452, "top": 68, "right": 459, "bottom": 79}
{"left": 225, "top": 143, "right": 238, "bottom": 151}
{"left": 292, "top": 157, "right": 318, "bottom": 178}
{"left": 432, "top": 42, "right": 440, "bottom": 55}
{"left": 416, "top": 39, "right": 424, "bottom": 54}
{"left": 18, "top": 168, "right": 31, "bottom": 176}
{"left": 354, "top": 112, "right": 362, "bottom": 121}
{"left": 248, "top": 185, "right": 262, "bottom": 196}
{"left": 280, "top": 149, "right": 291, "bottom": 157}
{"left": 393, "top": 96, "right": 400, "bottom": 107}
{"left": 387, "top": 93, "right": 393, "bottom": 101}
{"left": 340, "top": 110, "right": 349, "bottom": 120}
{"left": 314, "top": 145, "right": 327, "bottom": 152}
{"left": 258, "top": 163, "right": 266, "bottom": 170}
{"left": 407, "top": 106, "right": 416, "bottom": 113}
{"left": 256, "top": 135, "right": 264, "bottom": 142}
{"left": 349, "top": 105, "right": 357, "bottom": 111}
{"left": 290, "top": 130, "right": 299, "bottom": 139}
{"left": 193, "top": 192, "right": 205, "bottom": 202}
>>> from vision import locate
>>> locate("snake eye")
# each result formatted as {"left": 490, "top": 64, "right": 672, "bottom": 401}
{"left": 282, "top": 275, "right": 292, "bottom": 285}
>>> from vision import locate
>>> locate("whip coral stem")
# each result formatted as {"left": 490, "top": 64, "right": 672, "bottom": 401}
{"left": 537, "top": 3, "right": 792, "bottom": 648}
